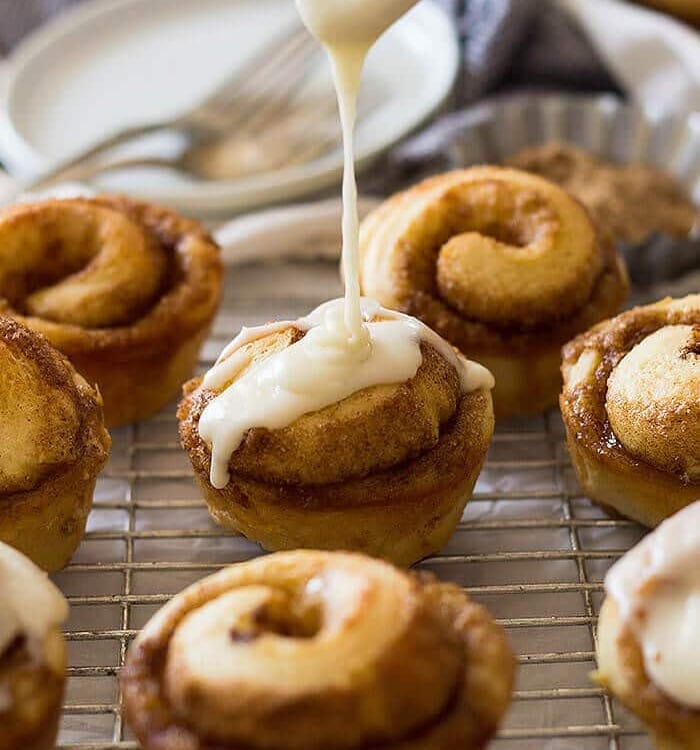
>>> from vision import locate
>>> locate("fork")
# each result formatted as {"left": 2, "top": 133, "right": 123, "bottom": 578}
{"left": 23, "top": 24, "right": 324, "bottom": 190}
{"left": 52, "top": 88, "right": 380, "bottom": 183}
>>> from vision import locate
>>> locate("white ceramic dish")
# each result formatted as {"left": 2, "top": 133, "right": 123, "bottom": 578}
{"left": 0, "top": 0, "right": 458, "bottom": 215}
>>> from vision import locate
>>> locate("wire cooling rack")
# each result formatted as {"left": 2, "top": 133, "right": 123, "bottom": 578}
{"left": 54, "top": 258, "right": 655, "bottom": 750}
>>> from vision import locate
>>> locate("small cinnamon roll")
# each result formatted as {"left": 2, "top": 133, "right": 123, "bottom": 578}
{"left": 0, "top": 195, "right": 223, "bottom": 426}
{"left": 0, "top": 316, "right": 110, "bottom": 571}
{"left": 359, "top": 167, "right": 629, "bottom": 418}
{"left": 595, "top": 502, "right": 700, "bottom": 750}
{"left": 121, "top": 550, "right": 515, "bottom": 750}
{"left": 561, "top": 294, "right": 699, "bottom": 526}
{"left": 178, "top": 300, "right": 495, "bottom": 566}
{"left": 0, "top": 541, "right": 69, "bottom": 750}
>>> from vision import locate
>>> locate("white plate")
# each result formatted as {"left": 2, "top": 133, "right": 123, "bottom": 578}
{"left": 0, "top": 0, "right": 458, "bottom": 215}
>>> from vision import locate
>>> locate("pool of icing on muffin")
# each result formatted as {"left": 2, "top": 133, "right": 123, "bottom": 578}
{"left": 197, "top": 0, "right": 494, "bottom": 489}
{"left": 605, "top": 501, "right": 700, "bottom": 708}
{"left": 199, "top": 299, "right": 494, "bottom": 489}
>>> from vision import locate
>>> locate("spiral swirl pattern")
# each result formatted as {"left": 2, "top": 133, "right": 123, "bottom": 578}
{"left": 179, "top": 318, "right": 494, "bottom": 565}
{"left": 0, "top": 196, "right": 222, "bottom": 426}
{"left": 122, "top": 551, "right": 515, "bottom": 750}
{"left": 359, "top": 168, "right": 628, "bottom": 417}
{"left": 561, "top": 294, "right": 699, "bottom": 525}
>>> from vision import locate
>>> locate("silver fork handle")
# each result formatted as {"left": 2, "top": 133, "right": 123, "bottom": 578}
{"left": 21, "top": 120, "right": 170, "bottom": 193}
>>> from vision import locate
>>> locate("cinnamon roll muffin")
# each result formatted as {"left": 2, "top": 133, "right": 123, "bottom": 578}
{"left": 0, "top": 195, "right": 223, "bottom": 426}
{"left": 595, "top": 502, "right": 700, "bottom": 750}
{"left": 122, "top": 550, "right": 515, "bottom": 750}
{"left": 0, "top": 316, "right": 110, "bottom": 571}
{"left": 360, "top": 167, "right": 629, "bottom": 418}
{"left": 179, "top": 300, "right": 495, "bottom": 566}
{"left": 561, "top": 294, "right": 699, "bottom": 526}
{"left": 0, "top": 541, "right": 69, "bottom": 750}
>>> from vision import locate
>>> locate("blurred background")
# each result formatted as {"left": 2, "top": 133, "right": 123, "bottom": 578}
{"left": 0, "top": 0, "right": 699, "bottom": 235}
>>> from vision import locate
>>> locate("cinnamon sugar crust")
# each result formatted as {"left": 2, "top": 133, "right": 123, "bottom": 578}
{"left": 178, "top": 325, "right": 494, "bottom": 565}
{"left": 0, "top": 195, "right": 223, "bottom": 426}
{"left": 121, "top": 552, "right": 515, "bottom": 750}
{"left": 561, "top": 296, "right": 699, "bottom": 483}
{"left": 180, "top": 337, "right": 462, "bottom": 486}
{"left": 509, "top": 142, "right": 698, "bottom": 245}
{"left": 0, "top": 315, "right": 109, "bottom": 495}
{"left": 0, "top": 316, "right": 110, "bottom": 570}
{"left": 360, "top": 168, "right": 629, "bottom": 357}
{"left": 359, "top": 168, "right": 628, "bottom": 418}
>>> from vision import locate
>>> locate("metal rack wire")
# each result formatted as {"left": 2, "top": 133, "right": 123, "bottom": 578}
{"left": 55, "top": 259, "right": 654, "bottom": 750}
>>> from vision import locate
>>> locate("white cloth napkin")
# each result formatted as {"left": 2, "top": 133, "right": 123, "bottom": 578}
{"left": 560, "top": 0, "right": 700, "bottom": 113}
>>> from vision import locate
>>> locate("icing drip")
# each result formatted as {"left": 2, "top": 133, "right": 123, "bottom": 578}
{"left": 197, "top": 0, "right": 496, "bottom": 490}
{"left": 0, "top": 542, "right": 68, "bottom": 658}
{"left": 294, "top": 0, "right": 420, "bottom": 344}
{"left": 605, "top": 501, "right": 700, "bottom": 708}
{"left": 199, "top": 299, "right": 494, "bottom": 489}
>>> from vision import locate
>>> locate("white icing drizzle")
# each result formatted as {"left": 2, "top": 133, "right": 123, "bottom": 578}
{"left": 605, "top": 501, "right": 700, "bottom": 708}
{"left": 200, "top": 298, "right": 494, "bottom": 489}
{"left": 295, "top": 0, "right": 420, "bottom": 344}
{"left": 0, "top": 542, "right": 68, "bottom": 659}
{"left": 197, "top": 0, "right": 495, "bottom": 490}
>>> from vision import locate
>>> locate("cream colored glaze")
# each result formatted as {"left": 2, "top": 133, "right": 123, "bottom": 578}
{"left": 198, "top": 0, "right": 494, "bottom": 489}
{"left": 0, "top": 541, "right": 68, "bottom": 656}
{"left": 295, "top": 0, "right": 419, "bottom": 340}
{"left": 605, "top": 501, "right": 700, "bottom": 708}
{"left": 200, "top": 298, "right": 494, "bottom": 488}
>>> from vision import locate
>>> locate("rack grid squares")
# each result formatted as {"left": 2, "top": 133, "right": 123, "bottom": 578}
{"left": 55, "top": 260, "right": 653, "bottom": 750}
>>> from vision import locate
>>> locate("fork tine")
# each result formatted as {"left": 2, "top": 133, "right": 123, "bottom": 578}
{"left": 203, "top": 40, "right": 320, "bottom": 136}
{"left": 268, "top": 92, "right": 381, "bottom": 169}
{"left": 232, "top": 53, "right": 320, "bottom": 134}
{"left": 193, "top": 25, "right": 313, "bottom": 114}
{"left": 220, "top": 28, "right": 317, "bottom": 108}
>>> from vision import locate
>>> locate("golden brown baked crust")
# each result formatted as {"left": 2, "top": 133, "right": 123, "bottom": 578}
{"left": 359, "top": 167, "right": 629, "bottom": 419}
{"left": 0, "top": 316, "right": 110, "bottom": 570}
{"left": 596, "top": 597, "right": 700, "bottom": 750}
{"left": 121, "top": 551, "right": 515, "bottom": 750}
{"left": 178, "top": 324, "right": 494, "bottom": 566}
{"left": 0, "top": 195, "right": 223, "bottom": 427}
{"left": 0, "top": 629, "right": 67, "bottom": 750}
{"left": 560, "top": 295, "right": 699, "bottom": 527}
{"left": 508, "top": 142, "right": 698, "bottom": 245}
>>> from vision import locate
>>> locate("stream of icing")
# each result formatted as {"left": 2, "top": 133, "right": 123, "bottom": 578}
{"left": 200, "top": 299, "right": 493, "bottom": 489}
{"left": 605, "top": 501, "right": 700, "bottom": 708}
{"left": 198, "top": 1, "right": 495, "bottom": 488}
{"left": 295, "top": 0, "right": 422, "bottom": 344}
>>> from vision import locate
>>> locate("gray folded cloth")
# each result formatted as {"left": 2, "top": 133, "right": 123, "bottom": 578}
{"left": 1, "top": 0, "right": 618, "bottom": 96}
{"left": 0, "top": 0, "right": 80, "bottom": 55}
{"left": 362, "top": 0, "right": 619, "bottom": 188}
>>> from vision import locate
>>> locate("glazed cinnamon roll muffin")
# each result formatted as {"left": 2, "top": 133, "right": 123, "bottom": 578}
{"left": 0, "top": 541, "right": 69, "bottom": 750}
{"left": 0, "top": 316, "right": 110, "bottom": 571}
{"left": 360, "top": 167, "right": 629, "bottom": 418}
{"left": 561, "top": 294, "right": 699, "bottom": 526}
{"left": 122, "top": 550, "right": 515, "bottom": 750}
{"left": 179, "top": 299, "right": 495, "bottom": 566}
{"left": 595, "top": 502, "right": 700, "bottom": 750}
{"left": 0, "top": 195, "right": 223, "bottom": 426}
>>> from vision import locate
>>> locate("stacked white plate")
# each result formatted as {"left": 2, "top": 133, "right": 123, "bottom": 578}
{"left": 0, "top": 0, "right": 459, "bottom": 215}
